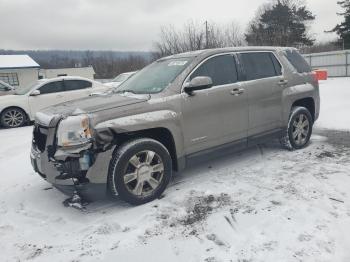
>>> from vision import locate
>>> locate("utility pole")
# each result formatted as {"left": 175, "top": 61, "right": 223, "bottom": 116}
{"left": 205, "top": 20, "right": 209, "bottom": 49}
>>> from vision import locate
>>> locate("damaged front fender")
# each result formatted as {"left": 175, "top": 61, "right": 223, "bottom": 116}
{"left": 92, "top": 109, "right": 184, "bottom": 157}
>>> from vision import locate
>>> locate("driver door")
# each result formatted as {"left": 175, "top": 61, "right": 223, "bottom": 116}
{"left": 181, "top": 54, "right": 249, "bottom": 154}
{"left": 28, "top": 80, "right": 66, "bottom": 116}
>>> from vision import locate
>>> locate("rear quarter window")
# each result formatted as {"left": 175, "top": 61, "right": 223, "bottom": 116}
{"left": 284, "top": 50, "right": 311, "bottom": 73}
{"left": 64, "top": 80, "right": 92, "bottom": 91}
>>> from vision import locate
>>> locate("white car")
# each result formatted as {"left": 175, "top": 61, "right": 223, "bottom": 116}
{"left": 0, "top": 76, "right": 111, "bottom": 128}
{"left": 104, "top": 71, "right": 137, "bottom": 88}
{"left": 0, "top": 80, "right": 14, "bottom": 96}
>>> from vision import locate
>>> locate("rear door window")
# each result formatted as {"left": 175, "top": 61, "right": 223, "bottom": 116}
{"left": 284, "top": 50, "right": 311, "bottom": 73}
{"left": 191, "top": 54, "right": 238, "bottom": 86}
{"left": 64, "top": 80, "right": 92, "bottom": 91}
{"left": 39, "top": 81, "right": 65, "bottom": 94}
{"left": 240, "top": 52, "right": 280, "bottom": 81}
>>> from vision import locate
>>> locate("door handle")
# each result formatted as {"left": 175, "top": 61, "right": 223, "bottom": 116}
{"left": 230, "top": 88, "right": 245, "bottom": 96}
{"left": 278, "top": 79, "right": 288, "bottom": 86}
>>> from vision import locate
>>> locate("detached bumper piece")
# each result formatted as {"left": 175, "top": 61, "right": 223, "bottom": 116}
{"left": 54, "top": 154, "right": 95, "bottom": 209}
{"left": 62, "top": 190, "right": 90, "bottom": 211}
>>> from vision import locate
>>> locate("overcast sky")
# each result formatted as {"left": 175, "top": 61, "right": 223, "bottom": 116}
{"left": 0, "top": 0, "right": 342, "bottom": 51}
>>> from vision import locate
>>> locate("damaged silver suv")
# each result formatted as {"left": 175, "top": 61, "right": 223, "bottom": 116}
{"left": 31, "top": 47, "right": 320, "bottom": 205}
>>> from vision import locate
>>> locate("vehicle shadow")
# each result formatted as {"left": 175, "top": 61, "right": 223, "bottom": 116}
{"left": 85, "top": 139, "right": 283, "bottom": 213}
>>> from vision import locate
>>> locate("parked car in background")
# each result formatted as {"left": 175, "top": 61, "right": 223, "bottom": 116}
{"left": 104, "top": 71, "right": 137, "bottom": 88}
{"left": 0, "top": 76, "right": 111, "bottom": 128}
{"left": 31, "top": 47, "right": 319, "bottom": 205}
{"left": 0, "top": 80, "right": 15, "bottom": 96}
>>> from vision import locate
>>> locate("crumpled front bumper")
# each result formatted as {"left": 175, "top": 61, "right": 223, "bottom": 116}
{"left": 30, "top": 124, "right": 114, "bottom": 200}
{"left": 30, "top": 144, "right": 74, "bottom": 186}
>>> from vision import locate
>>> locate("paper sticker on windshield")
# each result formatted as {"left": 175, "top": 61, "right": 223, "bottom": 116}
{"left": 168, "top": 61, "right": 188, "bottom": 66}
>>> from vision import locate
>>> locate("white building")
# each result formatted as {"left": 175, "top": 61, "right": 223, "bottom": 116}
{"left": 0, "top": 55, "right": 40, "bottom": 89}
{"left": 0, "top": 55, "right": 96, "bottom": 90}
{"left": 39, "top": 66, "right": 95, "bottom": 80}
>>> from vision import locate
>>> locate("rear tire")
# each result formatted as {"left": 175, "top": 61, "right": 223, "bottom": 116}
{"left": 280, "top": 106, "right": 313, "bottom": 150}
{"left": 108, "top": 138, "right": 172, "bottom": 205}
{"left": 0, "top": 107, "right": 27, "bottom": 128}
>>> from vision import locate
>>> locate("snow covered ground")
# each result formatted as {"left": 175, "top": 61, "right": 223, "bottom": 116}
{"left": 0, "top": 78, "right": 350, "bottom": 262}
{"left": 314, "top": 77, "right": 350, "bottom": 131}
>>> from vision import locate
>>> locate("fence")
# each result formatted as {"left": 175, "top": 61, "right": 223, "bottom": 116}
{"left": 303, "top": 50, "right": 350, "bottom": 77}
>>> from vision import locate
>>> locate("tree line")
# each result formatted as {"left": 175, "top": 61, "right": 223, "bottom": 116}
{"left": 0, "top": 49, "right": 153, "bottom": 79}
{"left": 80, "top": 51, "right": 151, "bottom": 79}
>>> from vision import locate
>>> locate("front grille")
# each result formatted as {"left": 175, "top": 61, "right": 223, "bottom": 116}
{"left": 33, "top": 125, "right": 48, "bottom": 152}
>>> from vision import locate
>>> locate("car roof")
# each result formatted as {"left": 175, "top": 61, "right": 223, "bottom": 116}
{"left": 159, "top": 46, "right": 295, "bottom": 61}
{"left": 119, "top": 71, "right": 137, "bottom": 75}
{"left": 40, "top": 76, "right": 94, "bottom": 83}
{"left": 29, "top": 76, "right": 95, "bottom": 91}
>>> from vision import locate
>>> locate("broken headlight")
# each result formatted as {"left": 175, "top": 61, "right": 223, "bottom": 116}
{"left": 57, "top": 114, "right": 92, "bottom": 147}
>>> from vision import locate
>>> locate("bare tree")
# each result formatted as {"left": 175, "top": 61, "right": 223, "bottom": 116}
{"left": 153, "top": 20, "right": 245, "bottom": 57}
{"left": 223, "top": 22, "right": 246, "bottom": 47}
{"left": 83, "top": 50, "right": 94, "bottom": 67}
{"left": 91, "top": 54, "right": 151, "bottom": 79}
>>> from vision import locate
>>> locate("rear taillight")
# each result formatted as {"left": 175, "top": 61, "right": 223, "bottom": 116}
{"left": 313, "top": 70, "right": 328, "bottom": 82}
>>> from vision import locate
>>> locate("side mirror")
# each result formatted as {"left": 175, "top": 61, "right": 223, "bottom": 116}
{"left": 30, "top": 90, "right": 41, "bottom": 96}
{"left": 184, "top": 76, "right": 213, "bottom": 95}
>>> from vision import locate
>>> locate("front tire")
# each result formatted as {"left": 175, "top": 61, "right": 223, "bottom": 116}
{"left": 0, "top": 107, "right": 27, "bottom": 128}
{"left": 108, "top": 138, "right": 172, "bottom": 205}
{"left": 280, "top": 106, "right": 313, "bottom": 150}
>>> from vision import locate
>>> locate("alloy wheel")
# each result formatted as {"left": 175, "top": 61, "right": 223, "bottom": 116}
{"left": 291, "top": 113, "right": 310, "bottom": 146}
{"left": 3, "top": 109, "right": 24, "bottom": 128}
{"left": 123, "top": 150, "right": 164, "bottom": 197}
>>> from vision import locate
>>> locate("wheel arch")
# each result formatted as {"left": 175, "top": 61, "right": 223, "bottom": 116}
{"left": 112, "top": 127, "right": 180, "bottom": 171}
{"left": 0, "top": 106, "right": 30, "bottom": 124}
{"left": 291, "top": 97, "right": 315, "bottom": 121}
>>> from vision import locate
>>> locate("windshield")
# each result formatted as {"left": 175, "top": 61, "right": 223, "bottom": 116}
{"left": 15, "top": 81, "right": 40, "bottom": 95}
{"left": 0, "top": 81, "right": 11, "bottom": 91}
{"left": 116, "top": 58, "right": 192, "bottom": 94}
{"left": 0, "top": 83, "right": 8, "bottom": 91}
{"left": 112, "top": 73, "right": 132, "bottom": 83}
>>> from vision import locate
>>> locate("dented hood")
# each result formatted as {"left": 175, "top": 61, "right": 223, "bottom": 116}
{"left": 36, "top": 93, "right": 150, "bottom": 127}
